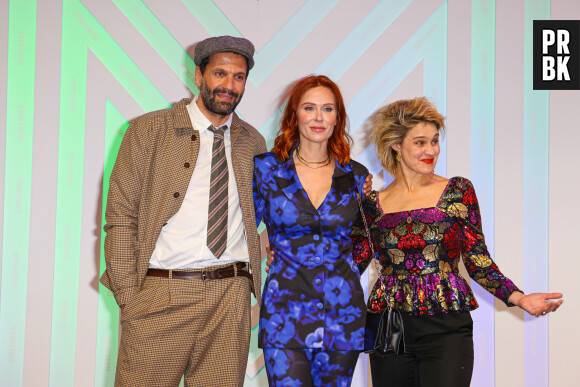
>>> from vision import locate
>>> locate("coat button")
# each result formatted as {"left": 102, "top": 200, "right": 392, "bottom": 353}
{"left": 184, "top": 162, "right": 190, "bottom": 168}
{"left": 191, "top": 134, "right": 196, "bottom": 141}
{"left": 173, "top": 192, "right": 180, "bottom": 198}
{"left": 314, "top": 278, "right": 322, "bottom": 286}
{"left": 313, "top": 235, "right": 320, "bottom": 241}
{"left": 317, "top": 302, "right": 324, "bottom": 310}
{"left": 313, "top": 215, "right": 320, "bottom": 221}
{"left": 314, "top": 257, "right": 321, "bottom": 264}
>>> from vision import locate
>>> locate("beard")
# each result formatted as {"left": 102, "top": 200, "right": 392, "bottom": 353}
{"left": 199, "top": 78, "right": 243, "bottom": 116}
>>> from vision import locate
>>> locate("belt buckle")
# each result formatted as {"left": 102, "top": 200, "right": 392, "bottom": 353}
{"left": 201, "top": 270, "right": 208, "bottom": 281}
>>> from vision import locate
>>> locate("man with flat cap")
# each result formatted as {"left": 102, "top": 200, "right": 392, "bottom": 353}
{"left": 100, "top": 35, "right": 266, "bottom": 386}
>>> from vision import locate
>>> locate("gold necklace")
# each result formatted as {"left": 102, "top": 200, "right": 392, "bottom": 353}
{"left": 296, "top": 146, "right": 329, "bottom": 164}
{"left": 295, "top": 147, "right": 330, "bottom": 169}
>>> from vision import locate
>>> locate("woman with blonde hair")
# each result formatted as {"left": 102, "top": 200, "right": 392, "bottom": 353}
{"left": 352, "top": 97, "right": 563, "bottom": 387}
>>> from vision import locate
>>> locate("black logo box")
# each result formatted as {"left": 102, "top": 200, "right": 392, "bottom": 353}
{"left": 533, "top": 20, "right": 580, "bottom": 90}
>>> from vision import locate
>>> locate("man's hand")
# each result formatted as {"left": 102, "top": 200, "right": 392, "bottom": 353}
{"left": 363, "top": 173, "right": 373, "bottom": 197}
{"left": 264, "top": 244, "right": 274, "bottom": 273}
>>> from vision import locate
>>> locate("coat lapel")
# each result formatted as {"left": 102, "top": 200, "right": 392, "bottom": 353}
{"left": 230, "top": 115, "right": 249, "bottom": 201}
{"left": 171, "top": 98, "right": 200, "bottom": 172}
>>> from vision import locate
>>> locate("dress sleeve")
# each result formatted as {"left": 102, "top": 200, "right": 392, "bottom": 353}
{"left": 351, "top": 161, "right": 369, "bottom": 201}
{"left": 351, "top": 192, "right": 379, "bottom": 275}
{"left": 457, "top": 178, "right": 521, "bottom": 306}
{"left": 253, "top": 156, "right": 266, "bottom": 226}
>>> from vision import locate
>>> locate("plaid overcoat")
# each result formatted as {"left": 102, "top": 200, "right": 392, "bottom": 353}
{"left": 100, "top": 98, "right": 267, "bottom": 306}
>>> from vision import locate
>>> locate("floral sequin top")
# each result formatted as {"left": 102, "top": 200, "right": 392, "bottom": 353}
{"left": 352, "top": 177, "right": 521, "bottom": 316}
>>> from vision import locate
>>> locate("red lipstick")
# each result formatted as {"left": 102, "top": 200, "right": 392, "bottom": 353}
{"left": 421, "top": 159, "right": 434, "bottom": 164}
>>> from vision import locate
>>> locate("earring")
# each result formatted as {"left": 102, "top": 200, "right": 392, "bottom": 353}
{"left": 396, "top": 152, "right": 402, "bottom": 162}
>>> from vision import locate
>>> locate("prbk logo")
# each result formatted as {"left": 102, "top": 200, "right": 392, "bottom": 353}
{"left": 534, "top": 20, "right": 580, "bottom": 90}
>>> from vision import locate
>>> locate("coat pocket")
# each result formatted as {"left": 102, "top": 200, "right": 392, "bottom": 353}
{"left": 121, "top": 283, "right": 171, "bottom": 323}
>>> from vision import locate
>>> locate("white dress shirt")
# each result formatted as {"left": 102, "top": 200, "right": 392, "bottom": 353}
{"left": 149, "top": 97, "right": 250, "bottom": 269}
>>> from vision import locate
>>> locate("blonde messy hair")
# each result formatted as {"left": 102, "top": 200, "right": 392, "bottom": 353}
{"left": 372, "top": 97, "right": 445, "bottom": 177}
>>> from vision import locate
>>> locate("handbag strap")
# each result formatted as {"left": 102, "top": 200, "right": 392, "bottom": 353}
{"left": 350, "top": 172, "right": 386, "bottom": 298}
{"left": 354, "top": 191, "right": 383, "bottom": 277}
{"left": 355, "top": 192, "right": 389, "bottom": 308}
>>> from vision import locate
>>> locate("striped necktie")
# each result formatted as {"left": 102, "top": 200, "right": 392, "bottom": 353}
{"left": 206, "top": 125, "right": 228, "bottom": 258}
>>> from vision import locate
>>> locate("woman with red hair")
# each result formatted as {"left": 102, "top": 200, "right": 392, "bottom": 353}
{"left": 253, "top": 75, "right": 370, "bottom": 386}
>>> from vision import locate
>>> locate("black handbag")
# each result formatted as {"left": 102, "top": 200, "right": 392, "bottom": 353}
{"left": 364, "top": 307, "right": 405, "bottom": 356}
{"left": 354, "top": 192, "right": 405, "bottom": 356}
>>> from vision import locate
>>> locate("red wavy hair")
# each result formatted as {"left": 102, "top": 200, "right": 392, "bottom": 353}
{"left": 272, "top": 75, "right": 352, "bottom": 165}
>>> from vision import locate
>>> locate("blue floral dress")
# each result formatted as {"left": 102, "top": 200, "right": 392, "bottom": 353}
{"left": 253, "top": 152, "right": 368, "bottom": 351}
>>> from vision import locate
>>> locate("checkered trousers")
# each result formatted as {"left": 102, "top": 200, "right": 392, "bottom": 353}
{"left": 115, "top": 266, "right": 252, "bottom": 387}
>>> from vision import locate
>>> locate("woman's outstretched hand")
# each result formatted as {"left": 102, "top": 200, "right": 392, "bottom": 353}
{"left": 508, "top": 291, "right": 564, "bottom": 317}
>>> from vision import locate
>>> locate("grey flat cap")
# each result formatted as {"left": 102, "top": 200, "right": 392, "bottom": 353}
{"left": 194, "top": 35, "right": 255, "bottom": 70}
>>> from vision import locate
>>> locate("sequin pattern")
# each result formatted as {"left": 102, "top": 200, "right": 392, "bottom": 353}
{"left": 352, "top": 177, "right": 520, "bottom": 315}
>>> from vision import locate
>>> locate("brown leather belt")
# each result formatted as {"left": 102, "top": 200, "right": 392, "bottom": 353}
{"left": 146, "top": 262, "right": 251, "bottom": 281}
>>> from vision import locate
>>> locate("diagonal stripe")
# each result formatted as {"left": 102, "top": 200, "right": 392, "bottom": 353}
{"left": 210, "top": 179, "right": 227, "bottom": 193}
{"left": 207, "top": 230, "right": 227, "bottom": 253}
{"left": 210, "top": 174, "right": 227, "bottom": 192}
{"left": 208, "top": 208, "right": 227, "bottom": 228}
{"left": 207, "top": 226, "right": 227, "bottom": 248}
{"left": 208, "top": 198, "right": 228, "bottom": 224}
{"left": 0, "top": 1, "right": 37, "bottom": 384}
{"left": 348, "top": 3, "right": 447, "bottom": 181}
{"left": 208, "top": 212, "right": 227, "bottom": 233}
{"left": 316, "top": 0, "right": 412, "bottom": 80}
{"left": 210, "top": 165, "right": 227, "bottom": 179}
{"left": 207, "top": 126, "right": 228, "bottom": 258}
{"left": 112, "top": 0, "right": 197, "bottom": 94}
{"left": 209, "top": 194, "right": 227, "bottom": 208}
{"left": 211, "top": 154, "right": 226, "bottom": 167}
{"left": 469, "top": 2, "right": 496, "bottom": 385}
{"left": 212, "top": 147, "right": 224, "bottom": 158}
{"left": 207, "top": 229, "right": 227, "bottom": 254}
{"left": 210, "top": 163, "right": 227, "bottom": 178}
{"left": 181, "top": 0, "right": 340, "bottom": 86}
{"left": 523, "top": 1, "right": 550, "bottom": 386}
{"left": 209, "top": 187, "right": 227, "bottom": 206}
{"left": 49, "top": 0, "right": 167, "bottom": 383}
